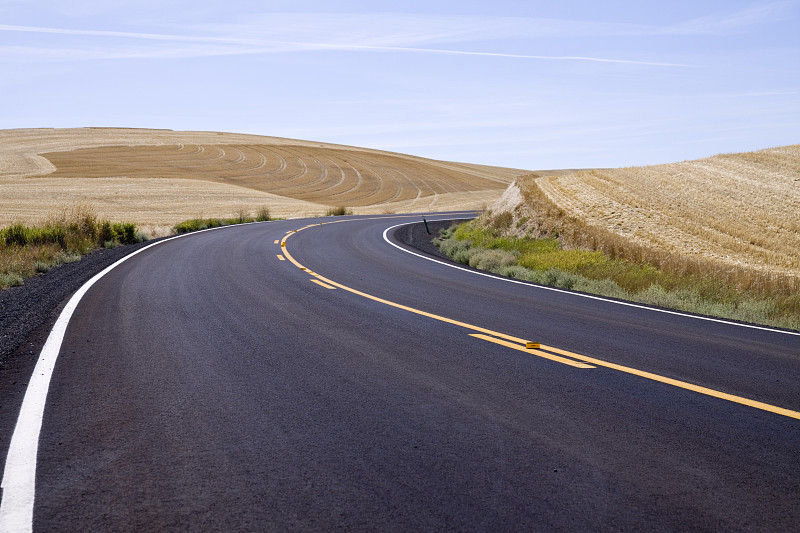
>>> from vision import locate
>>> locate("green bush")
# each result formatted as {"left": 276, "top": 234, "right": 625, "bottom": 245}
{"left": 434, "top": 220, "right": 800, "bottom": 330}
{"left": 111, "top": 223, "right": 137, "bottom": 244}
{"left": 325, "top": 206, "right": 353, "bottom": 216}
{"left": 2, "top": 224, "right": 27, "bottom": 246}
{"left": 499, "top": 265, "right": 539, "bottom": 282}
{"left": 469, "top": 249, "right": 517, "bottom": 271}
{"left": 174, "top": 218, "right": 225, "bottom": 234}
{"left": 0, "top": 272, "right": 24, "bottom": 288}
{"left": 173, "top": 207, "right": 280, "bottom": 234}
{"left": 1, "top": 211, "right": 145, "bottom": 291}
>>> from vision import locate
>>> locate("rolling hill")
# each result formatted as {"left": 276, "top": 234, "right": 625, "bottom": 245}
{"left": 491, "top": 144, "right": 800, "bottom": 285}
{"left": 0, "top": 128, "right": 526, "bottom": 232}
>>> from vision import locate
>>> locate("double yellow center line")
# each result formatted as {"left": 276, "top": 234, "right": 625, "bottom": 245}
{"left": 279, "top": 220, "right": 800, "bottom": 421}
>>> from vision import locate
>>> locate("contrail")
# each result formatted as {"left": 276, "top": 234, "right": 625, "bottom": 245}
{"left": 0, "top": 23, "right": 695, "bottom": 67}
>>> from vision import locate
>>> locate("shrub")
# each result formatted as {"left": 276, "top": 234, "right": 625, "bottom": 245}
{"left": 573, "top": 277, "right": 630, "bottom": 300}
{"left": 172, "top": 207, "right": 281, "bottom": 235}
{"left": 544, "top": 269, "right": 563, "bottom": 287}
{"left": 0, "top": 272, "right": 24, "bottom": 288}
{"left": 111, "top": 222, "right": 137, "bottom": 244}
{"left": 61, "top": 252, "right": 82, "bottom": 263}
{"left": 0, "top": 210, "right": 143, "bottom": 291}
{"left": 256, "top": 206, "right": 272, "bottom": 222}
{"left": 326, "top": 206, "right": 353, "bottom": 216}
{"left": 490, "top": 211, "right": 513, "bottom": 230}
{"left": 434, "top": 219, "right": 800, "bottom": 330}
{"left": 235, "top": 209, "right": 250, "bottom": 224}
{"left": 499, "top": 265, "right": 543, "bottom": 283}
{"left": 453, "top": 247, "right": 478, "bottom": 265}
{"left": 174, "top": 218, "right": 222, "bottom": 233}
{"left": 437, "top": 238, "right": 470, "bottom": 258}
{"left": 4, "top": 224, "right": 24, "bottom": 246}
{"left": 97, "top": 221, "right": 114, "bottom": 245}
{"left": 469, "top": 249, "right": 518, "bottom": 272}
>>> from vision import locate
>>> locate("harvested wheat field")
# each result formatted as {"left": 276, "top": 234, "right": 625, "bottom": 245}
{"left": 525, "top": 145, "right": 800, "bottom": 282}
{"left": 0, "top": 128, "right": 524, "bottom": 232}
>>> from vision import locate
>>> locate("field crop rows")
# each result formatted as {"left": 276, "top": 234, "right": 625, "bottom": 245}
{"left": 0, "top": 129, "right": 523, "bottom": 228}
{"left": 43, "top": 144, "right": 507, "bottom": 208}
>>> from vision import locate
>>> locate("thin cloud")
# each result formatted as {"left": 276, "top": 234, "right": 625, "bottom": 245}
{"left": 329, "top": 44, "right": 693, "bottom": 67}
{"left": 661, "top": 0, "right": 799, "bottom": 35}
{"left": 0, "top": 24, "right": 235, "bottom": 43}
{"left": 0, "top": 23, "right": 692, "bottom": 66}
{"left": 0, "top": 44, "right": 291, "bottom": 61}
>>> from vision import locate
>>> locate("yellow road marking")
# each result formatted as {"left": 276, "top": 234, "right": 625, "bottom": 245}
{"left": 274, "top": 240, "right": 279, "bottom": 244}
{"left": 277, "top": 254, "right": 285, "bottom": 261}
{"left": 278, "top": 217, "right": 800, "bottom": 421}
{"left": 471, "top": 334, "right": 594, "bottom": 369}
{"left": 280, "top": 232, "right": 528, "bottom": 342}
{"left": 311, "top": 279, "right": 336, "bottom": 289}
{"left": 537, "top": 344, "right": 800, "bottom": 420}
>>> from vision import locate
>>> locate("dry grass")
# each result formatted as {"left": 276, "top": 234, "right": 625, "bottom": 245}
{"left": 0, "top": 128, "right": 524, "bottom": 229}
{"left": 533, "top": 146, "right": 800, "bottom": 281}
{"left": 488, "top": 145, "right": 800, "bottom": 301}
{"left": 0, "top": 204, "right": 144, "bottom": 288}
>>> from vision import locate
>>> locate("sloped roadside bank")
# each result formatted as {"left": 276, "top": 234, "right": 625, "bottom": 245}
{"left": 430, "top": 217, "right": 800, "bottom": 332}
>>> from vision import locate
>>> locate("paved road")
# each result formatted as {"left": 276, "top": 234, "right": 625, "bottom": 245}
{"left": 2, "top": 213, "right": 799, "bottom": 531}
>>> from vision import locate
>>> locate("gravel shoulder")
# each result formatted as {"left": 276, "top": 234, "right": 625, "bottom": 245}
{"left": 0, "top": 239, "right": 166, "bottom": 370}
{"left": 390, "top": 218, "right": 468, "bottom": 262}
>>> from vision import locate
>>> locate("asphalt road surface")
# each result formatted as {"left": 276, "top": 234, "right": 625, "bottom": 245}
{"left": 1, "top": 213, "right": 799, "bottom": 532}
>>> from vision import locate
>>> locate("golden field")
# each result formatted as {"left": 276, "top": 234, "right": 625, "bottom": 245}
{"left": 0, "top": 128, "right": 524, "bottom": 233}
{"left": 498, "top": 145, "right": 800, "bottom": 288}
{"left": 4, "top": 127, "right": 797, "bottom": 289}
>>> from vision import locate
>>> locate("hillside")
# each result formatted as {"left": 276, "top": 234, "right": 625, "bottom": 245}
{"left": 490, "top": 145, "right": 800, "bottom": 286}
{"left": 0, "top": 128, "right": 526, "bottom": 231}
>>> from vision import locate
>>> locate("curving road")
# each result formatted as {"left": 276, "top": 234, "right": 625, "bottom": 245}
{"left": 2, "top": 213, "right": 799, "bottom": 532}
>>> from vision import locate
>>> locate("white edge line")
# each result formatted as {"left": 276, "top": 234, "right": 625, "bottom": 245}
{"left": 0, "top": 222, "right": 265, "bottom": 533}
{"left": 382, "top": 220, "right": 800, "bottom": 338}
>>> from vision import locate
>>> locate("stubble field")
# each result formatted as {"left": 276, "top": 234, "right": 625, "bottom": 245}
{"left": 530, "top": 145, "right": 800, "bottom": 282}
{"left": 0, "top": 128, "right": 524, "bottom": 233}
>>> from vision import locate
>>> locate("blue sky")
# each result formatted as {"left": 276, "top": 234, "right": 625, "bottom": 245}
{"left": 1, "top": 0, "right": 798, "bottom": 169}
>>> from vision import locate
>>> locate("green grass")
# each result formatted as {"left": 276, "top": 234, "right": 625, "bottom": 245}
{"left": 173, "top": 206, "right": 278, "bottom": 234}
{"left": 435, "top": 221, "right": 800, "bottom": 331}
{"left": 0, "top": 208, "right": 147, "bottom": 289}
{"left": 3, "top": 204, "right": 280, "bottom": 289}
{"left": 325, "top": 206, "right": 353, "bottom": 216}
